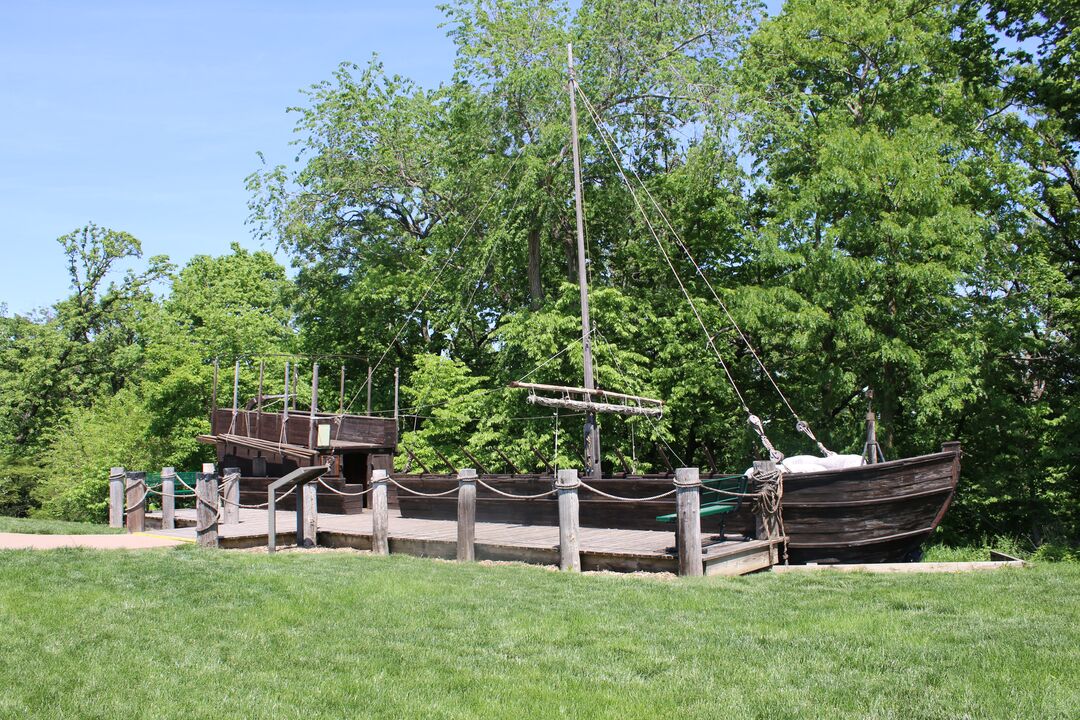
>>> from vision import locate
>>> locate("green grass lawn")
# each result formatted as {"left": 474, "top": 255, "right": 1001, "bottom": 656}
{"left": 0, "top": 549, "right": 1075, "bottom": 720}
{"left": 0, "top": 515, "right": 124, "bottom": 535}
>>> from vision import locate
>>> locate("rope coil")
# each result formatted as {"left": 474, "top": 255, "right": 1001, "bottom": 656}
{"left": 750, "top": 467, "right": 788, "bottom": 564}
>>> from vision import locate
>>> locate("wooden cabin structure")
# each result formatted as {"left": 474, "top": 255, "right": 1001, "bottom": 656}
{"left": 198, "top": 407, "right": 397, "bottom": 513}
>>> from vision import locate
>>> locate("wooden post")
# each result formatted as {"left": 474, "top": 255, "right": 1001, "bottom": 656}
{"left": 393, "top": 367, "right": 400, "bottom": 420}
{"left": 294, "top": 474, "right": 306, "bottom": 547}
{"left": 366, "top": 365, "right": 373, "bottom": 415}
{"left": 340, "top": 364, "right": 346, "bottom": 415}
{"left": 371, "top": 469, "right": 389, "bottom": 555}
{"left": 161, "top": 466, "right": 176, "bottom": 530}
{"left": 196, "top": 464, "right": 219, "bottom": 548}
{"left": 125, "top": 471, "right": 146, "bottom": 533}
{"left": 108, "top": 466, "right": 125, "bottom": 528}
{"left": 675, "top": 467, "right": 703, "bottom": 577}
{"left": 222, "top": 467, "right": 241, "bottom": 525}
{"left": 308, "top": 362, "right": 319, "bottom": 448}
{"left": 283, "top": 361, "right": 290, "bottom": 423}
{"left": 456, "top": 468, "right": 477, "bottom": 562}
{"left": 753, "top": 460, "right": 779, "bottom": 542}
{"left": 211, "top": 357, "right": 219, "bottom": 415}
{"left": 556, "top": 468, "right": 581, "bottom": 571}
{"left": 230, "top": 359, "right": 240, "bottom": 432}
{"left": 302, "top": 481, "right": 318, "bottom": 548}
{"left": 256, "top": 360, "right": 264, "bottom": 437}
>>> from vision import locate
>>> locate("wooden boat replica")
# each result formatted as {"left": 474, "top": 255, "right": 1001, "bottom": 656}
{"left": 391, "top": 443, "right": 960, "bottom": 565}
{"left": 200, "top": 45, "right": 960, "bottom": 565}
{"left": 392, "top": 45, "right": 961, "bottom": 564}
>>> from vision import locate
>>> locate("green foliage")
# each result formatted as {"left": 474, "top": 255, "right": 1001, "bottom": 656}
{"left": 1032, "top": 543, "right": 1080, "bottom": 563}
{"left": 33, "top": 390, "right": 171, "bottom": 523}
{"left": 398, "top": 353, "right": 492, "bottom": 470}
{"left": 0, "top": 461, "right": 42, "bottom": 518}
{"left": 1, "top": 235, "right": 294, "bottom": 520}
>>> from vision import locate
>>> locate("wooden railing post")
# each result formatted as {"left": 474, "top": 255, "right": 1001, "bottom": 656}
{"left": 125, "top": 471, "right": 146, "bottom": 533}
{"left": 222, "top": 467, "right": 241, "bottom": 525}
{"left": 371, "top": 469, "right": 389, "bottom": 555}
{"left": 675, "top": 467, "right": 703, "bottom": 577}
{"left": 161, "top": 467, "right": 176, "bottom": 530}
{"left": 301, "top": 481, "right": 318, "bottom": 548}
{"left": 457, "top": 468, "right": 477, "bottom": 561}
{"left": 196, "top": 463, "right": 219, "bottom": 548}
{"left": 556, "top": 468, "right": 581, "bottom": 571}
{"left": 108, "top": 467, "right": 125, "bottom": 528}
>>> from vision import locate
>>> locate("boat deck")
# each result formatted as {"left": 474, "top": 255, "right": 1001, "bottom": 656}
{"left": 146, "top": 508, "right": 781, "bottom": 575}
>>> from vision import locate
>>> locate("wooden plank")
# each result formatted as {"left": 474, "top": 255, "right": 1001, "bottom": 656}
{"left": 155, "top": 506, "right": 783, "bottom": 576}
{"left": 222, "top": 467, "right": 241, "bottom": 525}
{"left": 457, "top": 469, "right": 476, "bottom": 562}
{"left": 161, "top": 466, "right": 175, "bottom": 530}
{"left": 125, "top": 471, "right": 146, "bottom": 533}
{"left": 556, "top": 469, "right": 581, "bottom": 571}
{"left": 302, "top": 482, "right": 318, "bottom": 547}
{"left": 195, "top": 468, "right": 218, "bottom": 548}
{"left": 371, "top": 470, "right": 389, "bottom": 554}
{"left": 675, "top": 468, "right": 702, "bottom": 577}
{"left": 509, "top": 381, "right": 663, "bottom": 406}
{"left": 109, "top": 467, "right": 125, "bottom": 528}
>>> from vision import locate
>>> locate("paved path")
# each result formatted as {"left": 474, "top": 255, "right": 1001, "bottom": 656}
{"left": 0, "top": 532, "right": 191, "bottom": 550}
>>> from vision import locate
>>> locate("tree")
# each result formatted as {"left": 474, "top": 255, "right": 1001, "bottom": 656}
{"left": 0, "top": 224, "right": 169, "bottom": 453}
{"left": 738, "top": 0, "right": 997, "bottom": 456}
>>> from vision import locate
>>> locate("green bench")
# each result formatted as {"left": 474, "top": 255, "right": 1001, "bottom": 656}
{"left": 655, "top": 473, "right": 749, "bottom": 538}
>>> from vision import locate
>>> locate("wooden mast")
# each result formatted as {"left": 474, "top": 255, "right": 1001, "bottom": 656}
{"left": 568, "top": 42, "right": 601, "bottom": 480}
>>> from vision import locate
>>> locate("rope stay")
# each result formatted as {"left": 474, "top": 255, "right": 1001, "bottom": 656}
{"left": 338, "top": 153, "right": 521, "bottom": 419}
{"left": 574, "top": 84, "right": 833, "bottom": 458}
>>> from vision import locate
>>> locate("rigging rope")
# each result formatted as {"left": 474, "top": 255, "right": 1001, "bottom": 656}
{"left": 338, "top": 153, "right": 521, "bottom": 419}
{"left": 576, "top": 84, "right": 827, "bottom": 461}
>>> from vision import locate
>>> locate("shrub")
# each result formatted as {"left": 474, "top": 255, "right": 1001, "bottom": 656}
{"left": 0, "top": 460, "right": 42, "bottom": 517}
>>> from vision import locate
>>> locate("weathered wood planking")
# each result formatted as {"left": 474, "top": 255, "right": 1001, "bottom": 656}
{"left": 148, "top": 507, "right": 784, "bottom": 576}
{"left": 211, "top": 409, "right": 397, "bottom": 449}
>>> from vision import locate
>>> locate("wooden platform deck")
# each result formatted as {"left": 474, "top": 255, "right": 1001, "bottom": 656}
{"left": 147, "top": 509, "right": 781, "bottom": 576}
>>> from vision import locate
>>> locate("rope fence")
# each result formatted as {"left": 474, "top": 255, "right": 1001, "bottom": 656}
{"left": 475, "top": 478, "right": 558, "bottom": 500}
{"left": 112, "top": 461, "right": 787, "bottom": 575}
{"left": 577, "top": 481, "right": 678, "bottom": 502}
{"left": 386, "top": 477, "right": 461, "bottom": 498}
{"left": 316, "top": 478, "right": 374, "bottom": 497}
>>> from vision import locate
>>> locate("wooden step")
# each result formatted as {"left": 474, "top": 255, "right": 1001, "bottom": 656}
{"left": 702, "top": 537, "right": 782, "bottom": 576}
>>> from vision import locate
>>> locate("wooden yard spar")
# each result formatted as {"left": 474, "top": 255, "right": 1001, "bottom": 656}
{"left": 512, "top": 44, "right": 666, "bottom": 479}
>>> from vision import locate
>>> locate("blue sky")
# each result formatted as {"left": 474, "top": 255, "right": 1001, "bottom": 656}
{"left": 0, "top": 1, "right": 457, "bottom": 314}
{"left": 1, "top": 1, "right": 785, "bottom": 315}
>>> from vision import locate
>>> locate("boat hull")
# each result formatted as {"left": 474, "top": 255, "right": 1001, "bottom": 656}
{"left": 394, "top": 444, "right": 960, "bottom": 564}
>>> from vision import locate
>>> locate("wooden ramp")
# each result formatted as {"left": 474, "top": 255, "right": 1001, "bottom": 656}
{"left": 148, "top": 509, "right": 781, "bottom": 576}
